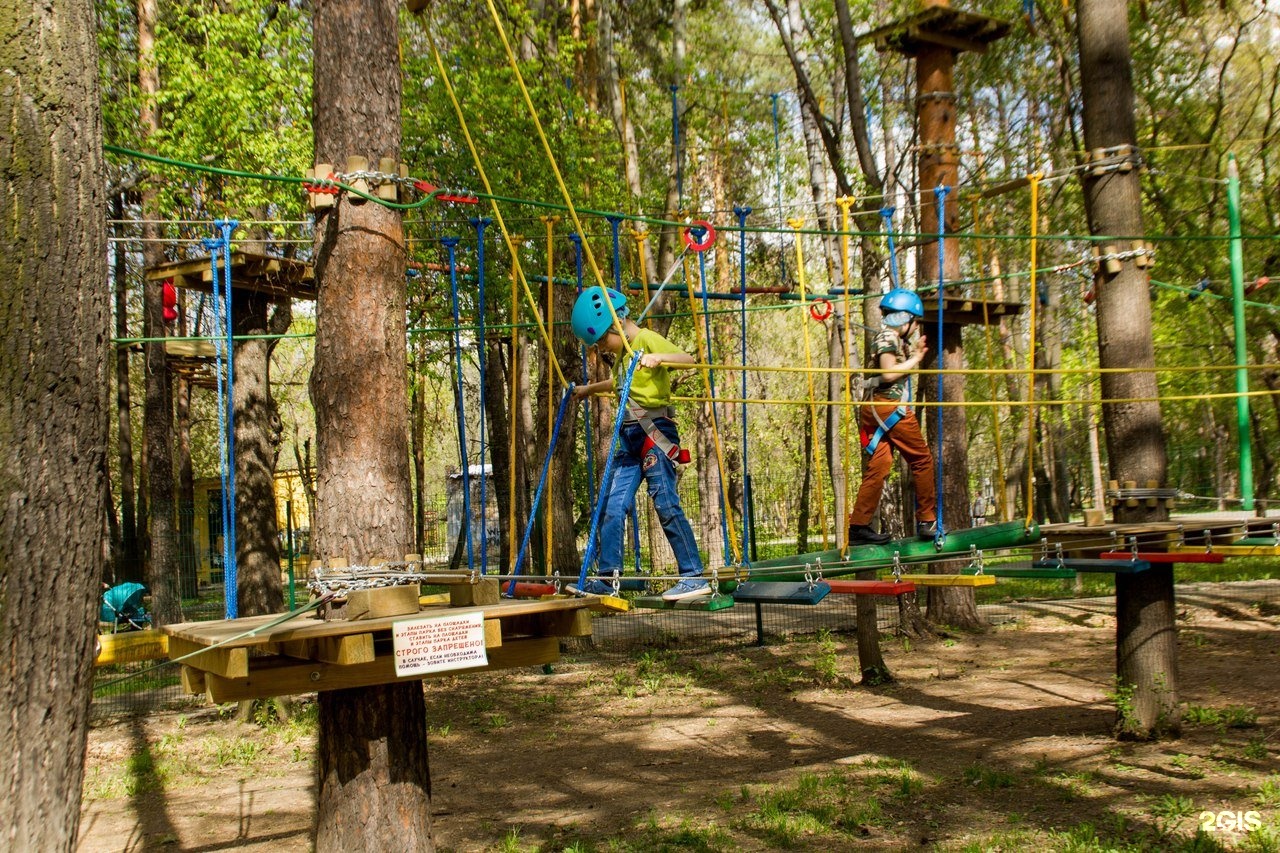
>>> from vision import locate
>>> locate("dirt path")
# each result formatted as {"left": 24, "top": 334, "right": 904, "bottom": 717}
{"left": 78, "top": 581, "right": 1280, "bottom": 851}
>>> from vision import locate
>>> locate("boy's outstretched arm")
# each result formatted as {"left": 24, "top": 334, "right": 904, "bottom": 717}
{"left": 639, "top": 351, "right": 696, "bottom": 369}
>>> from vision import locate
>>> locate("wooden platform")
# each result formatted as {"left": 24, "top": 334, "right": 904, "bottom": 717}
{"left": 164, "top": 596, "right": 598, "bottom": 704}
{"left": 1040, "top": 514, "right": 1280, "bottom": 557}
{"left": 146, "top": 251, "right": 316, "bottom": 302}
{"left": 859, "top": 6, "right": 1011, "bottom": 56}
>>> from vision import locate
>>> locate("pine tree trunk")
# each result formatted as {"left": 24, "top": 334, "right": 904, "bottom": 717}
{"left": 138, "top": 0, "right": 181, "bottom": 626}
{"left": 311, "top": 0, "right": 433, "bottom": 844}
{"left": 1077, "top": 0, "right": 1177, "bottom": 739}
{"left": 0, "top": 0, "right": 108, "bottom": 841}
{"left": 232, "top": 292, "right": 288, "bottom": 615}
{"left": 113, "top": 198, "right": 142, "bottom": 584}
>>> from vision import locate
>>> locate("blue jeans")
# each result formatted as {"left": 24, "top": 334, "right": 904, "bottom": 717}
{"left": 598, "top": 419, "right": 703, "bottom": 578}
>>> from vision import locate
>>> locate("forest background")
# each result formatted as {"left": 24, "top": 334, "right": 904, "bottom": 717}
{"left": 99, "top": 0, "right": 1280, "bottom": 621}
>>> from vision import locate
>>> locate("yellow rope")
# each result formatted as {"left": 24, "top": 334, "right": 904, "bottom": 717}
{"left": 683, "top": 251, "right": 742, "bottom": 564}
{"left": 973, "top": 197, "right": 1008, "bottom": 522}
{"left": 669, "top": 388, "right": 1280, "bottom": 408}
{"left": 632, "top": 227, "right": 651, "bottom": 327}
{"left": 835, "top": 196, "right": 856, "bottom": 542}
{"left": 480, "top": 0, "right": 633, "bottom": 360}
{"left": 424, "top": 34, "right": 571, "bottom": 389}
{"left": 788, "top": 217, "right": 827, "bottom": 547}
{"left": 1023, "top": 173, "right": 1042, "bottom": 528}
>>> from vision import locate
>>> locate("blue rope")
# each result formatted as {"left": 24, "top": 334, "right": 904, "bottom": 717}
{"left": 443, "top": 236, "right": 474, "bottom": 572}
{"left": 505, "top": 388, "right": 574, "bottom": 595}
{"left": 202, "top": 220, "right": 239, "bottom": 618}
{"left": 770, "top": 94, "right": 788, "bottom": 286}
{"left": 694, "top": 242, "right": 732, "bottom": 567}
{"left": 734, "top": 205, "right": 754, "bottom": 562}
{"left": 880, "top": 207, "right": 900, "bottom": 290}
{"left": 933, "top": 186, "right": 950, "bottom": 542}
{"left": 578, "top": 352, "right": 643, "bottom": 587}
{"left": 470, "top": 218, "right": 491, "bottom": 572}
{"left": 570, "top": 232, "right": 596, "bottom": 508}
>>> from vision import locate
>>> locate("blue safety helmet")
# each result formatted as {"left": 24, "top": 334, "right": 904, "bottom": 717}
{"left": 571, "top": 286, "right": 629, "bottom": 345}
{"left": 879, "top": 288, "right": 924, "bottom": 322}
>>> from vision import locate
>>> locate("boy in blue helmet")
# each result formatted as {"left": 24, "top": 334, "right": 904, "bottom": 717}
{"left": 847, "top": 287, "right": 938, "bottom": 545}
{"left": 569, "top": 286, "right": 710, "bottom": 600}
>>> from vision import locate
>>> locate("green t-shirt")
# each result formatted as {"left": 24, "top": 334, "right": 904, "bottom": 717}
{"left": 612, "top": 328, "right": 684, "bottom": 410}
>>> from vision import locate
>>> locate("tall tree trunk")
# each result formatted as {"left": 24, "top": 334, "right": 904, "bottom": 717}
{"left": 1077, "top": 0, "right": 1176, "bottom": 740}
{"left": 138, "top": 0, "right": 181, "bottom": 627}
{"left": 651, "top": 0, "right": 689, "bottom": 336}
{"left": 233, "top": 293, "right": 290, "bottom": 615}
{"left": 311, "top": 0, "right": 432, "bottom": 845}
{"left": 113, "top": 196, "right": 142, "bottom": 584}
{"left": 0, "top": 0, "right": 108, "bottom": 842}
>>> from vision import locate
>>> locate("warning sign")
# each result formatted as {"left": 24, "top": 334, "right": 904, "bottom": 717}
{"left": 392, "top": 611, "right": 488, "bottom": 677}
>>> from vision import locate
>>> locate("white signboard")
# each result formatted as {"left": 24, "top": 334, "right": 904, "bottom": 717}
{"left": 392, "top": 611, "right": 488, "bottom": 677}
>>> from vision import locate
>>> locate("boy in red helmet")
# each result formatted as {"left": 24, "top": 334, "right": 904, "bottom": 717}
{"left": 847, "top": 288, "right": 938, "bottom": 545}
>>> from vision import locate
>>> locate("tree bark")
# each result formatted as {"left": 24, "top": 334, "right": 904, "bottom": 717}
{"left": 1077, "top": 0, "right": 1177, "bottom": 739}
{"left": 138, "top": 0, "right": 182, "bottom": 627}
{"left": 233, "top": 292, "right": 290, "bottom": 615}
{"left": 113, "top": 197, "right": 142, "bottom": 584}
{"left": 0, "top": 0, "right": 108, "bottom": 842}
{"left": 311, "top": 0, "right": 432, "bottom": 844}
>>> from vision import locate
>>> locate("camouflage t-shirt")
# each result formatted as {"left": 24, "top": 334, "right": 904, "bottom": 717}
{"left": 870, "top": 327, "right": 911, "bottom": 401}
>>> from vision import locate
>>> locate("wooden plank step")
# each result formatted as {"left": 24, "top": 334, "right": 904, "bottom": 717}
{"left": 825, "top": 580, "right": 916, "bottom": 596}
{"left": 961, "top": 566, "right": 1076, "bottom": 579}
{"left": 732, "top": 581, "right": 830, "bottom": 605}
{"left": 1232, "top": 536, "right": 1280, "bottom": 547}
{"left": 891, "top": 573, "right": 997, "bottom": 587}
{"left": 632, "top": 593, "right": 736, "bottom": 612}
{"left": 1098, "top": 551, "right": 1226, "bottom": 564}
{"left": 96, "top": 630, "right": 169, "bottom": 666}
{"left": 1171, "top": 543, "right": 1280, "bottom": 557}
{"left": 1031, "top": 558, "right": 1151, "bottom": 574}
{"left": 505, "top": 582, "right": 558, "bottom": 598}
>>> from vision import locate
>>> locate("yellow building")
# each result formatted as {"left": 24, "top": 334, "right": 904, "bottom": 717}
{"left": 190, "top": 469, "right": 312, "bottom": 585}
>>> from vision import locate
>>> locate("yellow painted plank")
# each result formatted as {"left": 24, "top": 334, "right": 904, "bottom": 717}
{"left": 890, "top": 573, "right": 997, "bottom": 587}
{"left": 95, "top": 630, "right": 168, "bottom": 666}
{"left": 1171, "top": 544, "right": 1280, "bottom": 557}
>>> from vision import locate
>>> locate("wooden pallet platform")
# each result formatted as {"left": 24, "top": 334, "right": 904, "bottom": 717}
{"left": 164, "top": 596, "right": 598, "bottom": 704}
{"left": 147, "top": 251, "right": 316, "bottom": 302}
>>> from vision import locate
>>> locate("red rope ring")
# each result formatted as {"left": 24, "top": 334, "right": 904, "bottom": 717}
{"left": 809, "top": 298, "right": 833, "bottom": 322}
{"left": 682, "top": 220, "right": 717, "bottom": 252}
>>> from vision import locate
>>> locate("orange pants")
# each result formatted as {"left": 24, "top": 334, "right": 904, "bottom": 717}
{"left": 849, "top": 398, "right": 936, "bottom": 527}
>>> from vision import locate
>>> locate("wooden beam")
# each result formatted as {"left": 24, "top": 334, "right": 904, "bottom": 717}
{"left": 168, "top": 635, "right": 248, "bottom": 679}
{"left": 203, "top": 637, "right": 559, "bottom": 703}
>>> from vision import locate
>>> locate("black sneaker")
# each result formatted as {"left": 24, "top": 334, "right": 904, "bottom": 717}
{"left": 916, "top": 520, "right": 939, "bottom": 540}
{"left": 848, "top": 524, "right": 891, "bottom": 545}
